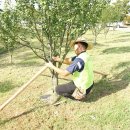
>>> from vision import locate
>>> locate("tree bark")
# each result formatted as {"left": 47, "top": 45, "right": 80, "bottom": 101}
{"left": 51, "top": 62, "right": 59, "bottom": 92}
{"left": 51, "top": 71, "right": 58, "bottom": 92}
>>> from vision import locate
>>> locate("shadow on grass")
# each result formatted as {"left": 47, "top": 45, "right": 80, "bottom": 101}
{"left": 0, "top": 81, "right": 16, "bottom": 93}
{"left": 0, "top": 61, "right": 43, "bottom": 68}
{"left": 0, "top": 47, "right": 7, "bottom": 55}
{"left": 102, "top": 46, "right": 130, "bottom": 54}
{"left": 15, "top": 52, "right": 38, "bottom": 61}
{"left": 94, "top": 43, "right": 109, "bottom": 47}
{"left": 109, "top": 38, "right": 130, "bottom": 44}
{"left": 0, "top": 48, "right": 43, "bottom": 68}
{"left": 0, "top": 105, "right": 45, "bottom": 126}
{"left": 86, "top": 67, "right": 130, "bottom": 102}
{"left": 15, "top": 61, "right": 43, "bottom": 67}
{"left": 117, "top": 33, "right": 130, "bottom": 38}
{"left": 0, "top": 63, "right": 13, "bottom": 69}
{"left": 113, "top": 61, "right": 130, "bottom": 70}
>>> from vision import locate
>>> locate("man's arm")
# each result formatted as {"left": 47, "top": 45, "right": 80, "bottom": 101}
{"left": 46, "top": 61, "right": 71, "bottom": 76}
{"left": 62, "top": 58, "right": 72, "bottom": 65}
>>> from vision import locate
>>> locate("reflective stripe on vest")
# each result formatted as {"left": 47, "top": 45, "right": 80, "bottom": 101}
{"left": 72, "top": 52, "right": 94, "bottom": 94}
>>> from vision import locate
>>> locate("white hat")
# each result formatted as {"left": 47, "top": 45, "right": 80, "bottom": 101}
{"left": 74, "top": 37, "right": 93, "bottom": 50}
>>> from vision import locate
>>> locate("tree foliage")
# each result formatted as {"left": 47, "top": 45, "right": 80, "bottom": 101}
{"left": 0, "top": 0, "right": 110, "bottom": 63}
{"left": 101, "top": 0, "right": 130, "bottom": 24}
{"left": 14, "top": 0, "right": 92, "bottom": 63}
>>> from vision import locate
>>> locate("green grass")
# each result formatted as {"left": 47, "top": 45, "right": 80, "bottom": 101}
{"left": 0, "top": 30, "right": 130, "bottom": 130}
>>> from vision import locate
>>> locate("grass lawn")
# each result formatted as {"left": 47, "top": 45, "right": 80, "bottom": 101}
{"left": 0, "top": 29, "right": 130, "bottom": 130}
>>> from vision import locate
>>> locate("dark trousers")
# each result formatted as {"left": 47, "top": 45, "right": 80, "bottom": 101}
{"left": 55, "top": 81, "right": 94, "bottom": 99}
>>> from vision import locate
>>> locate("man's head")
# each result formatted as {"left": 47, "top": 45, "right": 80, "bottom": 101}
{"left": 73, "top": 37, "right": 93, "bottom": 55}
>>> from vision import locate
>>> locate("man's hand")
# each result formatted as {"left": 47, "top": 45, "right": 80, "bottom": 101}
{"left": 72, "top": 88, "right": 85, "bottom": 100}
{"left": 52, "top": 56, "right": 61, "bottom": 62}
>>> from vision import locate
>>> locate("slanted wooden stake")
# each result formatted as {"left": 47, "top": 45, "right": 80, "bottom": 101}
{"left": 0, "top": 66, "right": 48, "bottom": 111}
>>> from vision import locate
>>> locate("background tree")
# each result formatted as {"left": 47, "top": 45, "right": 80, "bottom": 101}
{"left": 112, "top": 0, "right": 130, "bottom": 22}
{"left": 89, "top": 0, "right": 110, "bottom": 44}
{"left": 0, "top": 0, "right": 19, "bottom": 63}
{"left": 90, "top": 0, "right": 130, "bottom": 44}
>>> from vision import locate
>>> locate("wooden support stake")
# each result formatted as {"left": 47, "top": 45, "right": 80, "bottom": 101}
{"left": 0, "top": 66, "right": 48, "bottom": 111}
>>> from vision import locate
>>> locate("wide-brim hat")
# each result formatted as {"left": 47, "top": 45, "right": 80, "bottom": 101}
{"left": 71, "top": 37, "right": 93, "bottom": 50}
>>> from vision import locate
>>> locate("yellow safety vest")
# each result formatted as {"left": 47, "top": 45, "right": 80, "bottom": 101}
{"left": 72, "top": 52, "right": 94, "bottom": 94}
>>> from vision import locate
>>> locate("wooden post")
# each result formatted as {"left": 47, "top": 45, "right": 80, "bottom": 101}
{"left": 0, "top": 66, "right": 48, "bottom": 111}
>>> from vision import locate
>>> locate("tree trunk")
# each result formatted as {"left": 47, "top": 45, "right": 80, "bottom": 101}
{"left": 51, "top": 62, "right": 59, "bottom": 92}
{"left": 92, "top": 28, "right": 97, "bottom": 45}
{"left": 10, "top": 53, "right": 13, "bottom": 64}
{"left": 94, "top": 35, "right": 97, "bottom": 44}
{"left": 8, "top": 50, "right": 13, "bottom": 64}
{"left": 51, "top": 71, "right": 58, "bottom": 92}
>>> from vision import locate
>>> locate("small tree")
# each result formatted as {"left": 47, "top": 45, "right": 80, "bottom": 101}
{"left": 0, "top": 10, "right": 19, "bottom": 63}
{"left": 0, "top": 0, "right": 110, "bottom": 89}
{"left": 89, "top": 0, "right": 110, "bottom": 44}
